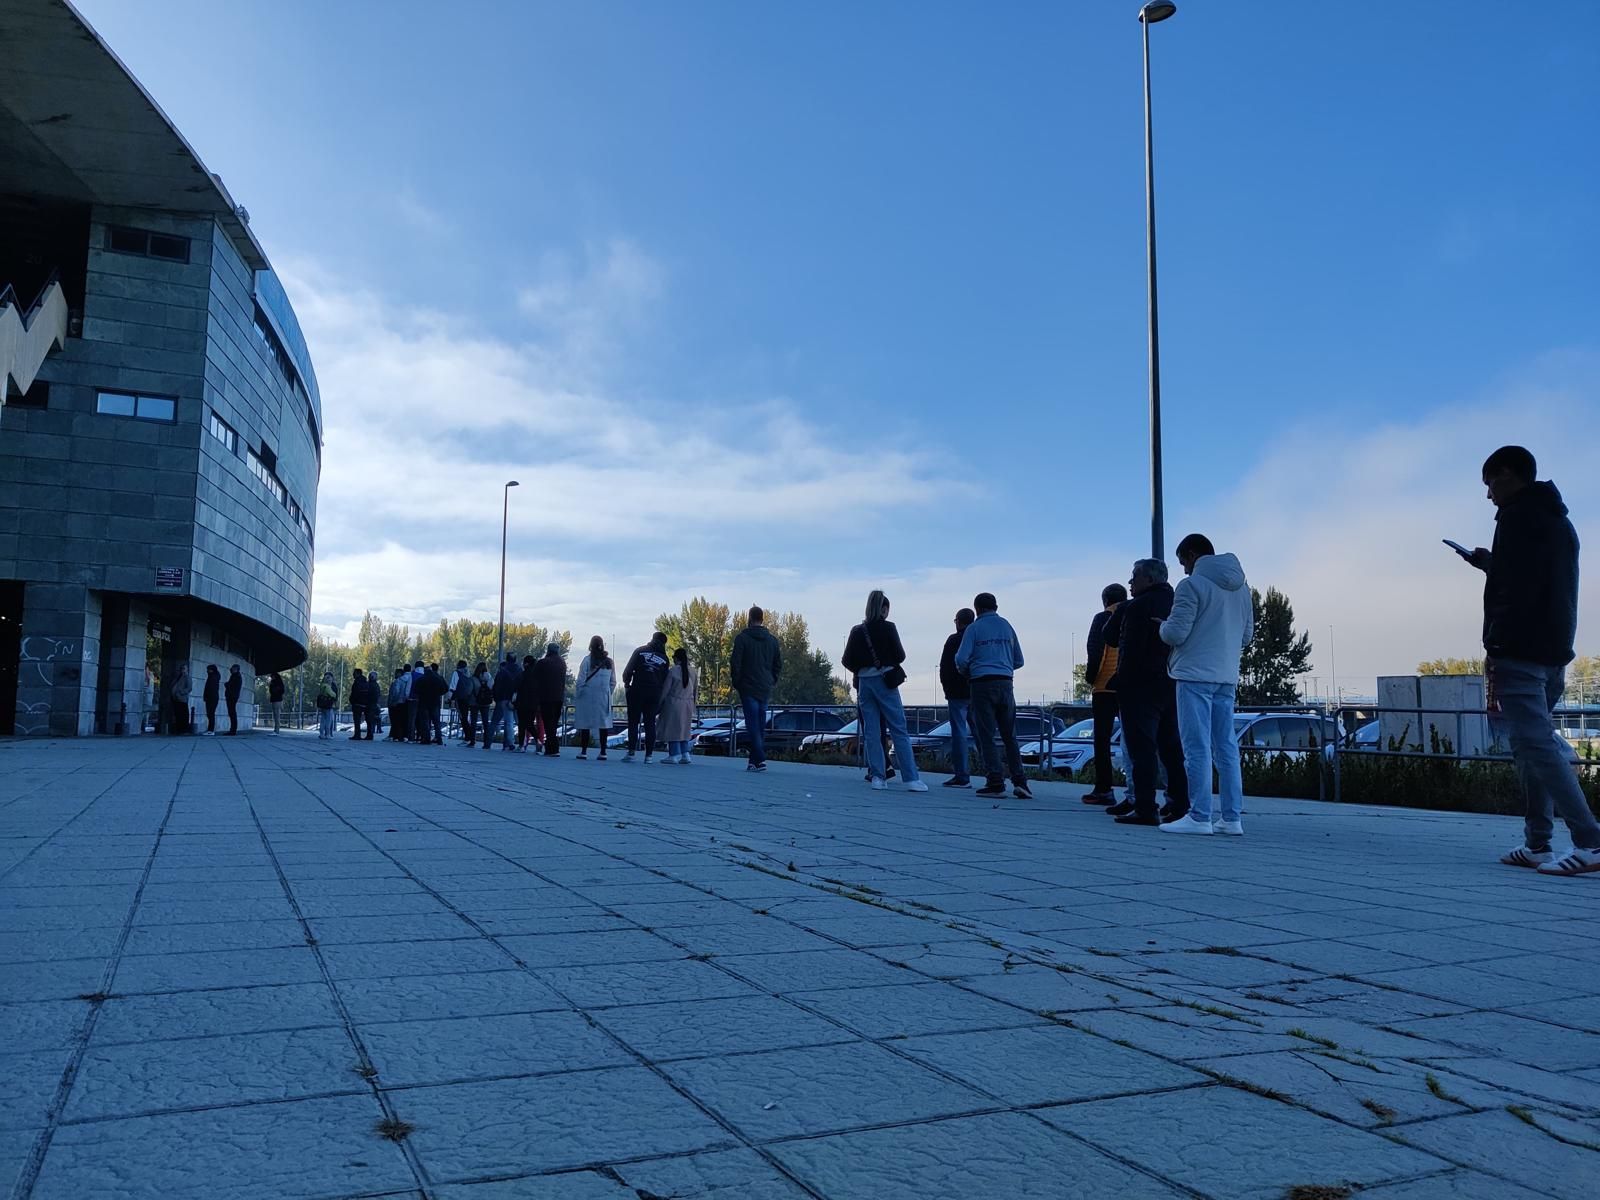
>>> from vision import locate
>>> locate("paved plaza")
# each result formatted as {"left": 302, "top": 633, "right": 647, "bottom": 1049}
{"left": 2, "top": 735, "right": 1598, "bottom": 1200}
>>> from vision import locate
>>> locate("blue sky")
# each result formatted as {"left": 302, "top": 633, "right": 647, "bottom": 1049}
{"left": 78, "top": 0, "right": 1599, "bottom": 700}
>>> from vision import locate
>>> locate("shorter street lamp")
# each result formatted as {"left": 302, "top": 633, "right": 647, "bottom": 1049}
{"left": 497, "top": 481, "right": 519, "bottom": 664}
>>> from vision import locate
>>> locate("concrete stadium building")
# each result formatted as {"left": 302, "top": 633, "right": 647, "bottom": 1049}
{"left": 0, "top": 0, "right": 320, "bottom": 735}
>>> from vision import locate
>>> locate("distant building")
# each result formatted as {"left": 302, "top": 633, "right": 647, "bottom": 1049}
{"left": 0, "top": 0, "right": 319, "bottom": 735}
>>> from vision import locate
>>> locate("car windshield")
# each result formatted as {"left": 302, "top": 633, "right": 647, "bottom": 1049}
{"left": 1059, "top": 718, "right": 1094, "bottom": 740}
{"left": 836, "top": 720, "right": 859, "bottom": 735}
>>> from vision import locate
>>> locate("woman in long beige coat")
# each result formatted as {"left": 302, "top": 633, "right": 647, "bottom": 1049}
{"left": 657, "top": 647, "right": 697, "bottom": 764}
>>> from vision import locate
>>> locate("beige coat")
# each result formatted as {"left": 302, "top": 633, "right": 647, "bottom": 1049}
{"left": 657, "top": 663, "right": 697, "bottom": 741}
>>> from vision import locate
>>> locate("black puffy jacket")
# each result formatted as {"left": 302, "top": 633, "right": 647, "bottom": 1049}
{"left": 1483, "top": 481, "right": 1580, "bottom": 667}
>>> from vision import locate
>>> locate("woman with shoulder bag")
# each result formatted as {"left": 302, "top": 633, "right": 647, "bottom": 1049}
{"left": 840, "top": 590, "right": 927, "bottom": 792}
{"left": 574, "top": 636, "right": 616, "bottom": 761}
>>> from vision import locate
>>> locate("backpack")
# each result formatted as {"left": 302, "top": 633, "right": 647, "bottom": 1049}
{"left": 474, "top": 675, "right": 492, "bottom": 706}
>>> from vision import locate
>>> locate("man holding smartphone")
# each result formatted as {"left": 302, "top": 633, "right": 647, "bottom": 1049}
{"left": 1467, "top": 445, "right": 1597, "bottom": 876}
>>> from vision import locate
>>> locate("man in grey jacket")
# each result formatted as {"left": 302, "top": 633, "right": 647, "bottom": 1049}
{"left": 1158, "top": 534, "right": 1254, "bottom": 836}
{"left": 954, "top": 592, "right": 1032, "bottom": 800}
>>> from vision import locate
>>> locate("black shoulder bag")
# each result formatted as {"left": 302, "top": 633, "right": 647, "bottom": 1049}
{"left": 864, "top": 623, "right": 907, "bottom": 690}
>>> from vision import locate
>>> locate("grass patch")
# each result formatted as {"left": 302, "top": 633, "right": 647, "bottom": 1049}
{"left": 1184, "top": 1001, "right": 1249, "bottom": 1022}
{"left": 1507, "top": 1104, "right": 1536, "bottom": 1127}
{"left": 1086, "top": 948, "right": 1122, "bottom": 958}
{"left": 1425, "top": 1073, "right": 1463, "bottom": 1104}
{"left": 1360, "top": 1098, "right": 1397, "bottom": 1123}
{"left": 1288, "top": 1028, "right": 1340, "bottom": 1049}
{"left": 740, "top": 860, "right": 793, "bottom": 880}
{"left": 904, "top": 900, "right": 943, "bottom": 912}
{"left": 1282, "top": 1187, "right": 1352, "bottom": 1200}
{"left": 375, "top": 1117, "right": 415, "bottom": 1142}
{"left": 1211, "top": 1072, "right": 1291, "bottom": 1103}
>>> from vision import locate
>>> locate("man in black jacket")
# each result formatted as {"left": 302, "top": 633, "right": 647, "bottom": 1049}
{"left": 1467, "top": 446, "right": 1597, "bottom": 876}
{"left": 1083, "top": 584, "right": 1128, "bottom": 804}
{"left": 1107, "top": 560, "right": 1189, "bottom": 826}
{"left": 413, "top": 664, "right": 448, "bottom": 746}
{"left": 622, "top": 631, "right": 671, "bottom": 763}
{"left": 348, "top": 669, "right": 372, "bottom": 740}
{"left": 531, "top": 644, "right": 568, "bottom": 756}
{"left": 224, "top": 664, "right": 244, "bottom": 735}
{"left": 939, "top": 608, "right": 976, "bottom": 788}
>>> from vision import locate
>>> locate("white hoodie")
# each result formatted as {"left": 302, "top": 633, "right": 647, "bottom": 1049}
{"left": 1160, "top": 552, "right": 1254, "bottom": 685}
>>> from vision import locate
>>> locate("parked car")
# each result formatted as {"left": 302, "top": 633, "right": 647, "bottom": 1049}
{"left": 800, "top": 718, "right": 860, "bottom": 754}
{"left": 913, "top": 712, "right": 1069, "bottom": 765}
{"left": 1235, "top": 712, "right": 1340, "bottom": 752}
{"left": 1022, "top": 717, "right": 1111, "bottom": 772}
{"left": 1324, "top": 720, "right": 1379, "bottom": 762}
{"left": 695, "top": 708, "right": 851, "bottom": 756}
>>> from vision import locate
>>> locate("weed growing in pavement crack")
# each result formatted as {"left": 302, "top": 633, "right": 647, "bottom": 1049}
{"left": 375, "top": 1118, "right": 415, "bottom": 1142}
{"left": 1210, "top": 1072, "right": 1291, "bottom": 1103}
{"left": 77, "top": 992, "right": 110, "bottom": 1004}
{"left": 788, "top": 862, "right": 797, "bottom": 872}
{"left": 1086, "top": 948, "right": 1121, "bottom": 958}
{"left": 1195, "top": 946, "right": 1243, "bottom": 956}
{"left": 353, "top": 1064, "right": 379, "bottom": 1080}
{"left": 1360, "top": 1098, "right": 1396, "bottom": 1122}
{"left": 1507, "top": 1105, "right": 1536, "bottom": 1127}
{"left": 1288, "top": 1029, "right": 1339, "bottom": 1049}
{"left": 1424, "top": 1073, "right": 1462, "bottom": 1104}
{"left": 1282, "top": 1187, "right": 1352, "bottom": 1200}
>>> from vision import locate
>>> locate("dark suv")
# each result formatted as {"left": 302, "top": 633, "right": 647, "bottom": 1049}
{"left": 695, "top": 708, "right": 851, "bottom": 756}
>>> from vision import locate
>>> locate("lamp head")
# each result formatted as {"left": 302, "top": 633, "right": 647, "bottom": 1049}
{"left": 506, "top": 480, "right": 520, "bottom": 488}
{"left": 1139, "top": 1, "right": 1177, "bottom": 22}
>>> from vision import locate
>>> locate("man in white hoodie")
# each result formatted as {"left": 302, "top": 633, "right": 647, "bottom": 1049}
{"left": 1158, "top": 534, "right": 1255, "bottom": 835}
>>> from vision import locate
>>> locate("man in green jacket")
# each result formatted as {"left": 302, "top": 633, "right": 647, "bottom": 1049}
{"left": 730, "top": 606, "right": 783, "bottom": 772}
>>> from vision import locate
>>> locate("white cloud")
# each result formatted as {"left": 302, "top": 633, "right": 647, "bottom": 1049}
{"left": 290, "top": 243, "right": 1598, "bottom": 706}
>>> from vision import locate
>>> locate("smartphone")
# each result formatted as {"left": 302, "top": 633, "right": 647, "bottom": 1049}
{"left": 1442, "top": 538, "right": 1473, "bottom": 559}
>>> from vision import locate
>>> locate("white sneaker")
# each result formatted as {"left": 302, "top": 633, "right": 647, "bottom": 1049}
{"left": 678, "top": 755, "right": 692, "bottom": 765}
{"left": 1537, "top": 847, "right": 1600, "bottom": 876}
{"left": 906, "top": 780, "right": 929, "bottom": 792}
{"left": 869, "top": 778, "right": 887, "bottom": 791}
{"left": 1501, "top": 845, "right": 1555, "bottom": 869}
{"left": 622, "top": 752, "right": 636, "bottom": 762}
{"left": 1160, "top": 815, "right": 1213, "bottom": 835}
{"left": 1212, "top": 818, "right": 1244, "bottom": 836}
{"left": 643, "top": 755, "right": 653, "bottom": 764}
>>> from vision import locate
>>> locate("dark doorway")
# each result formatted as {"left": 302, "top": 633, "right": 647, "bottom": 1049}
{"left": 0, "top": 581, "right": 22, "bottom": 735}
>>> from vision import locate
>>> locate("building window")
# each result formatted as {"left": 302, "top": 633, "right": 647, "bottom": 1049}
{"left": 246, "top": 449, "right": 286, "bottom": 506}
{"left": 104, "top": 225, "right": 191, "bottom": 264}
{"left": 97, "top": 391, "right": 176, "bottom": 422}
{"left": 207, "top": 410, "right": 238, "bottom": 453}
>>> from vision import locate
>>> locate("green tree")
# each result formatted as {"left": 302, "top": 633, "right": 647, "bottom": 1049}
{"left": 769, "top": 612, "right": 849, "bottom": 704}
{"left": 1072, "top": 663, "right": 1091, "bottom": 702}
{"left": 1238, "top": 587, "right": 1313, "bottom": 706}
{"left": 1417, "top": 656, "right": 1486, "bottom": 676}
{"left": 657, "top": 597, "right": 735, "bottom": 702}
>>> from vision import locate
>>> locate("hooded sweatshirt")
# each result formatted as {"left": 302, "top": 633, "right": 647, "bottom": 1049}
{"left": 1160, "top": 552, "right": 1254, "bottom": 685}
{"left": 622, "top": 641, "right": 671, "bottom": 699}
{"left": 1483, "top": 480, "right": 1580, "bottom": 667}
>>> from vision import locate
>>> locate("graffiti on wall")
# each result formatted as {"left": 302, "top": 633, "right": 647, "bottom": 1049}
{"left": 13, "top": 635, "right": 82, "bottom": 736}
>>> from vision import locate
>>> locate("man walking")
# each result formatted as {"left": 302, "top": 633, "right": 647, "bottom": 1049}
{"left": 1467, "top": 446, "right": 1597, "bottom": 876}
{"left": 1083, "top": 584, "right": 1128, "bottom": 804}
{"left": 954, "top": 592, "right": 1032, "bottom": 799}
{"left": 1159, "top": 533, "right": 1253, "bottom": 836}
{"left": 622, "top": 631, "right": 671, "bottom": 763}
{"left": 939, "top": 608, "right": 976, "bottom": 788}
{"left": 1111, "top": 562, "right": 1189, "bottom": 826}
{"left": 267, "top": 671, "right": 285, "bottom": 733}
{"left": 224, "top": 664, "right": 244, "bottom": 735}
{"left": 532, "top": 643, "right": 568, "bottom": 756}
{"left": 729, "top": 607, "right": 782, "bottom": 772}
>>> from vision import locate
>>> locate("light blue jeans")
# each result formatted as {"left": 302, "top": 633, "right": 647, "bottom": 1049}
{"left": 859, "top": 674, "right": 920, "bottom": 783}
{"left": 318, "top": 708, "right": 336, "bottom": 738}
{"left": 1176, "top": 681, "right": 1243, "bottom": 822}
{"left": 1489, "top": 658, "right": 1600, "bottom": 851}
{"left": 947, "top": 698, "right": 971, "bottom": 782}
{"left": 668, "top": 740, "right": 689, "bottom": 759}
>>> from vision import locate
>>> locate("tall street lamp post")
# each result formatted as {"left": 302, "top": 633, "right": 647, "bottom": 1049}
{"left": 497, "top": 480, "right": 520, "bottom": 666}
{"left": 1140, "top": 0, "right": 1176, "bottom": 561}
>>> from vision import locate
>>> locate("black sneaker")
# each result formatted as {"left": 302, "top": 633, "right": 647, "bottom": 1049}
{"left": 1082, "top": 791, "right": 1116, "bottom": 805}
{"left": 1115, "top": 812, "right": 1160, "bottom": 826}
{"left": 747, "top": 762, "right": 767, "bottom": 773}
{"left": 975, "top": 783, "right": 1007, "bottom": 797}
{"left": 942, "top": 778, "right": 972, "bottom": 789}
{"left": 1106, "top": 800, "right": 1135, "bottom": 817}
{"left": 1013, "top": 782, "right": 1034, "bottom": 800}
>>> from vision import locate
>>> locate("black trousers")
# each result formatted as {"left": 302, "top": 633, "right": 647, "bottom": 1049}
{"left": 388, "top": 704, "right": 404, "bottom": 739}
{"left": 226, "top": 697, "right": 238, "bottom": 734}
{"left": 1119, "top": 685, "right": 1189, "bottom": 819}
{"left": 970, "top": 677, "right": 1025, "bottom": 786}
{"left": 1091, "top": 690, "right": 1119, "bottom": 792}
{"left": 458, "top": 700, "right": 476, "bottom": 744}
{"left": 540, "top": 701, "right": 563, "bottom": 754}
{"left": 416, "top": 702, "right": 442, "bottom": 744}
{"left": 351, "top": 707, "right": 370, "bottom": 738}
{"left": 205, "top": 701, "right": 217, "bottom": 733}
{"left": 171, "top": 698, "right": 189, "bottom": 734}
{"left": 367, "top": 704, "right": 381, "bottom": 737}
{"left": 626, "top": 691, "right": 659, "bottom": 755}
{"left": 407, "top": 699, "right": 421, "bottom": 741}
